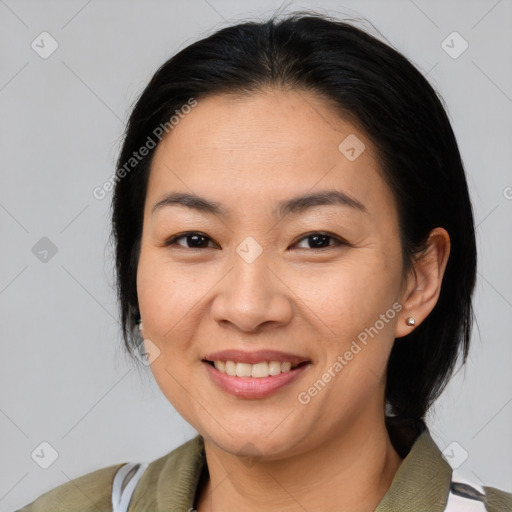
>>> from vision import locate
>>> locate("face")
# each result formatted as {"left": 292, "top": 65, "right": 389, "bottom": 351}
{"left": 136, "top": 89, "right": 407, "bottom": 460}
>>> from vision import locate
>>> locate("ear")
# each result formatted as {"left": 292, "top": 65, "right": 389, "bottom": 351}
{"left": 395, "top": 227, "right": 451, "bottom": 338}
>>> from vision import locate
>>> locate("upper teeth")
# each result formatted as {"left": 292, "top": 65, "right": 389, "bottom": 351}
{"left": 213, "top": 360, "right": 296, "bottom": 378}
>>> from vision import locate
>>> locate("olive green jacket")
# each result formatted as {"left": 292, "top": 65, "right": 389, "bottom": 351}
{"left": 17, "top": 424, "right": 511, "bottom": 511}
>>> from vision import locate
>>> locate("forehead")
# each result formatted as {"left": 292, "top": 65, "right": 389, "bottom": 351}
{"left": 146, "top": 89, "right": 393, "bottom": 218}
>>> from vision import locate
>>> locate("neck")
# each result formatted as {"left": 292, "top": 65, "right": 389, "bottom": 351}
{"left": 196, "top": 413, "right": 403, "bottom": 512}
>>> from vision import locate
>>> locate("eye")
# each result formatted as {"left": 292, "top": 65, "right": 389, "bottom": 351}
{"left": 293, "top": 232, "right": 346, "bottom": 250}
{"left": 164, "top": 231, "right": 346, "bottom": 250}
{"left": 165, "top": 232, "right": 217, "bottom": 249}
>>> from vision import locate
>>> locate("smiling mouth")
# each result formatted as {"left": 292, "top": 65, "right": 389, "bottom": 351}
{"left": 203, "top": 360, "right": 309, "bottom": 378}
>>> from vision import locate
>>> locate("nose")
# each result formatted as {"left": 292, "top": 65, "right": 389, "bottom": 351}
{"left": 211, "top": 251, "right": 294, "bottom": 333}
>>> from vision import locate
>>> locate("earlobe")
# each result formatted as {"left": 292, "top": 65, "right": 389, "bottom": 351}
{"left": 395, "top": 227, "right": 450, "bottom": 338}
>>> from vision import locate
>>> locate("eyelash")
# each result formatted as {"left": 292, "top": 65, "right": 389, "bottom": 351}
{"left": 164, "top": 231, "right": 347, "bottom": 251}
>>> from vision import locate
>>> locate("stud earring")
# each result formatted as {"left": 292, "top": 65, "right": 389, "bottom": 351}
{"left": 406, "top": 317, "right": 416, "bottom": 326}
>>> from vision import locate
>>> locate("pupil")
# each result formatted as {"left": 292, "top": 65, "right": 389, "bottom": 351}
{"left": 310, "top": 234, "right": 329, "bottom": 248}
{"left": 189, "top": 235, "right": 207, "bottom": 248}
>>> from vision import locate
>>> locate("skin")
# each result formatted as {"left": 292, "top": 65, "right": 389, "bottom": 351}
{"left": 136, "top": 88, "right": 450, "bottom": 511}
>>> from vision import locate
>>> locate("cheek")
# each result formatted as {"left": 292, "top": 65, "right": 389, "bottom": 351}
{"left": 136, "top": 249, "right": 207, "bottom": 341}
{"left": 297, "top": 260, "right": 401, "bottom": 424}
{"left": 293, "top": 251, "right": 401, "bottom": 337}
{"left": 136, "top": 250, "right": 206, "bottom": 420}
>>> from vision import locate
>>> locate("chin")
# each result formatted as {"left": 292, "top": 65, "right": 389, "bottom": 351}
{"left": 197, "top": 419, "right": 311, "bottom": 462}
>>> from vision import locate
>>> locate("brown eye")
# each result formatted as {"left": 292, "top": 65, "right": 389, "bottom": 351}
{"left": 294, "top": 232, "right": 345, "bottom": 250}
{"left": 166, "top": 232, "right": 216, "bottom": 249}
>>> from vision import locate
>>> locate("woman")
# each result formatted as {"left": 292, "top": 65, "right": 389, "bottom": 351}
{"left": 18, "top": 12, "right": 511, "bottom": 512}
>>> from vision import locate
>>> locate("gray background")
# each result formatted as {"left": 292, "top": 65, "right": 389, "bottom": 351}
{"left": 1, "top": 0, "right": 511, "bottom": 509}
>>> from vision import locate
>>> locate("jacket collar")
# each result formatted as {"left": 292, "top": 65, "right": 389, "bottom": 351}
{"left": 375, "top": 421, "right": 452, "bottom": 511}
{"left": 140, "top": 419, "right": 452, "bottom": 511}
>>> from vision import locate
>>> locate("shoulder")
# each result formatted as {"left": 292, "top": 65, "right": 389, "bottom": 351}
{"left": 16, "top": 436, "right": 205, "bottom": 512}
{"left": 16, "top": 462, "right": 125, "bottom": 512}
{"left": 446, "top": 470, "right": 512, "bottom": 512}
{"left": 381, "top": 419, "right": 511, "bottom": 512}
{"left": 128, "top": 435, "right": 205, "bottom": 509}
{"left": 483, "top": 485, "right": 512, "bottom": 511}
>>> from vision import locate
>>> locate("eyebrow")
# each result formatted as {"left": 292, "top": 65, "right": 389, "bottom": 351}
{"left": 151, "top": 190, "right": 366, "bottom": 218}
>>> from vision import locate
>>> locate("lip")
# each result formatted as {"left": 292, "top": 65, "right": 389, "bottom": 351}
{"left": 203, "top": 361, "right": 309, "bottom": 399}
{"left": 203, "top": 349, "right": 309, "bottom": 365}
